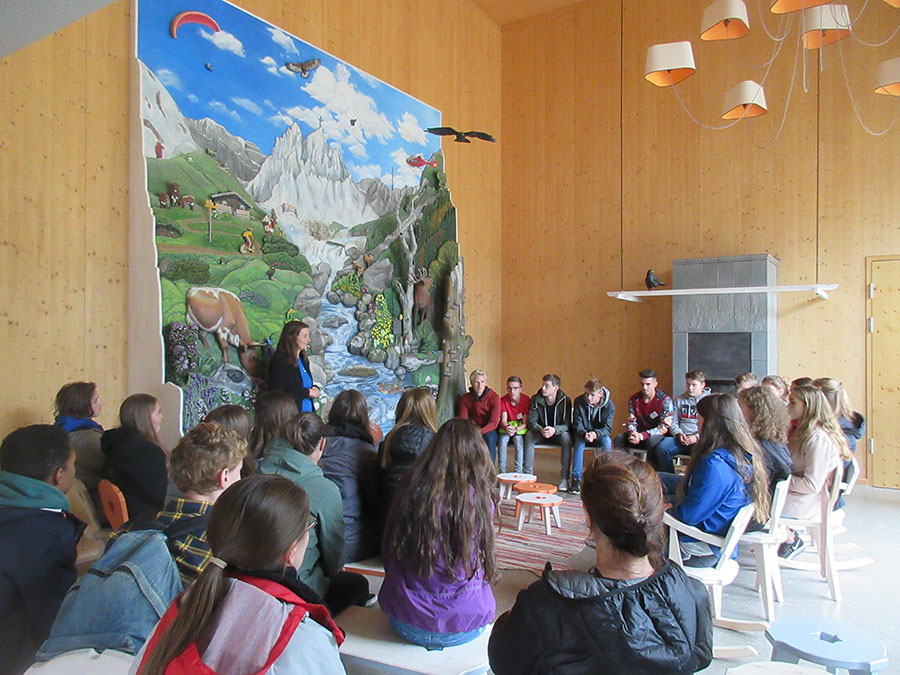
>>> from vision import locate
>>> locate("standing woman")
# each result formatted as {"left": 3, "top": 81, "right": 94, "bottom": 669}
{"left": 319, "top": 389, "right": 379, "bottom": 563}
{"left": 266, "top": 320, "right": 321, "bottom": 414}
{"left": 54, "top": 381, "right": 104, "bottom": 508}
{"left": 379, "top": 419, "right": 496, "bottom": 649}
{"left": 101, "top": 394, "right": 167, "bottom": 520}
{"left": 376, "top": 387, "right": 438, "bottom": 535}
{"left": 778, "top": 384, "right": 849, "bottom": 558}
{"left": 136, "top": 474, "right": 345, "bottom": 674}
{"left": 670, "top": 394, "right": 770, "bottom": 567}
{"left": 738, "top": 385, "right": 792, "bottom": 495}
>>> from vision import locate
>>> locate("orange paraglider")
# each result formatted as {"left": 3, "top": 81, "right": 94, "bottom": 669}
{"left": 170, "top": 11, "right": 220, "bottom": 38}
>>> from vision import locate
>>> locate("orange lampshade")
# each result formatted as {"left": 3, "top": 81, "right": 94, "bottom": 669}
{"left": 883, "top": 0, "right": 900, "bottom": 7}
{"left": 802, "top": 5, "right": 851, "bottom": 49}
{"left": 874, "top": 57, "right": 900, "bottom": 95}
{"left": 770, "top": 0, "right": 832, "bottom": 14}
{"left": 701, "top": 0, "right": 751, "bottom": 40}
{"left": 722, "top": 80, "right": 767, "bottom": 118}
{"left": 645, "top": 41, "right": 696, "bottom": 87}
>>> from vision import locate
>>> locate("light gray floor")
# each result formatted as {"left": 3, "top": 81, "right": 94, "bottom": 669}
{"left": 490, "top": 448, "right": 900, "bottom": 673}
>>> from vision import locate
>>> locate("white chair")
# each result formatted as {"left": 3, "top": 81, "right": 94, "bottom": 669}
{"left": 779, "top": 465, "right": 873, "bottom": 602}
{"left": 740, "top": 478, "right": 791, "bottom": 621}
{"left": 665, "top": 502, "right": 766, "bottom": 633}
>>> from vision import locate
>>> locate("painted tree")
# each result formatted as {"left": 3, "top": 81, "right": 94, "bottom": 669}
{"left": 436, "top": 258, "right": 472, "bottom": 425}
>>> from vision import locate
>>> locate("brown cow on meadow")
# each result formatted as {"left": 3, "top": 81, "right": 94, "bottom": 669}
{"left": 185, "top": 287, "right": 260, "bottom": 376}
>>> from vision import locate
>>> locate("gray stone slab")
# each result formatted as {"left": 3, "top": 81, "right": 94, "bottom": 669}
{"left": 702, "top": 263, "right": 718, "bottom": 288}
{"left": 693, "top": 295, "right": 720, "bottom": 331}
{"left": 749, "top": 258, "right": 768, "bottom": 286}
{"left": 673, "top": 332, "right": 688, "bottom": 386}
{"left": 751, "top": 331, "right": 768, "bottom": 360}
{"left": 746, "top": 294, "right": 767, "bottom": 331}
{"left": 672, "top": 296, "right": 689, "bottom": 332}
{"left": 766, "top": 258, "right": 778, "bottom": 286}
{"left": 717, "top": 261, "right": 735, "bottom": 288}
{"left": 751, "top": 359, "right": 768, "bottom": 380}
{"left": 683, "top": 263, "right": 702, "bottom": 289}
{"left": 716, "top": 294, "right": 736, "bottom": 332}
{"left": 734, "top": 260, "right": 751, "bottom": 286}
{"left": 767, "top": 331, "right": 778, "bottom": 374}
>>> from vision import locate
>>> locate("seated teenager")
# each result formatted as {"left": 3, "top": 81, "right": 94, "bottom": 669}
{"left": 203, "top": 405, "right": 252, "bottom": 443}
{"left": 778, "top": 385, "right": 848, "bottom": 559}
{"left": 458, "top": 369, "right": 501, "bottom": 463}
{"left": 107, "top": 422, "right": 245, "bottom": 583}
{"left": 134, "top": 474, "right": 345, "bottom": 674}
{"left": 0, "top": 425, "right": 83, "bottom": 674}
{"left": 488, "top": 451, "right": 712, "bottom": 675}
{"left": 379, "top": 419, "right": 496, "bottom": 649}
{"left": 376, "top": 387, "right": 437, "bottom": 536}
{"left": 669, "top": 394, "right": 770, "bottom": 567}
{"left": 762, "top": 374, "right": 789, "bottom": 404}
{"left": 259, "top": 412, "right": 368, "bottom": 616}
{"left": 734, "top": 372, "right": 758, "bottom": 392}
{"left": 101, "top": 394, "right": 167, "bottom": 520}
{"left": 320, "top": 389, "right": 379, "bottom": 563}
{"left": 655, "top": 371, "right": 709, "bottom": 473}
{"left": 569, "top": 378, "right": 615, "bottom": 495}
{"left": 497, "top": 376, "right": 530, "bottom": 473}
{"left": 248, "top": 391, "right": 299, "bottom": 463}
{"left": 613, "top": 369, "right": 674, "bottom": 463}
{"left": 523, "top": 374, "right": 573, "bottom": 487}
{"left": 814, "top": 377, "right": 865, "bottom": 509}
{"left": 738, "top": 385, "right": 792, "bottom": 495}
{"left": 54, "top": 381, "right": 105, "bottom": 514}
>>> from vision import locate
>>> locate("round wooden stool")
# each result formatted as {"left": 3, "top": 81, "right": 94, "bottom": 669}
{"left": 513, "top": 482, "right": 557, "bottom": 519}
{"left": 766, "top": 616, "right": 890, "bottom": 674}
{"left": 497, "top": 472, "right": 536, "bottom": 502}
{"left": 516, "top": 493, "right": 564, "bottom": 536}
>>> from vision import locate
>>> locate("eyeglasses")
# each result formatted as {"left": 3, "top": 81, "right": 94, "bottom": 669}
{"left": 302, "top": 516, "right": 318, "bottom": 537}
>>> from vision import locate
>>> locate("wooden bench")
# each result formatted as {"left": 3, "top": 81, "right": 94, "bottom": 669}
{"left": 338, "top": 605, "right": 492, "bottom": 675}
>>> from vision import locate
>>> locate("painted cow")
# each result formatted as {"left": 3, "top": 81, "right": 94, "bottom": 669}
{"left": 180, "top": 195, "right": 195, "bottom": 210}
{"left": 185, "top": 287, "right": 259, "bottom": 376}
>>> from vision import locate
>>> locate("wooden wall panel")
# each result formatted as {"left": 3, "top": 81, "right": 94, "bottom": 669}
{"left": 501, "top": 0, "right": 900, "bottom": 467}
{"left": 0, "top": 0, "right": 501, "bottom": 438}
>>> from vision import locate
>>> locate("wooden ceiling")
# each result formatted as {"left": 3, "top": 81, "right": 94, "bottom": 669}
{"left": 471, "top": 0, "right": 588, "bottom": 26}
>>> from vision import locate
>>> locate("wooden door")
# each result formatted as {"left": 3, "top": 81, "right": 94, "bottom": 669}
{"left": 868, "top": 257, "right": 900, "bottom": 489}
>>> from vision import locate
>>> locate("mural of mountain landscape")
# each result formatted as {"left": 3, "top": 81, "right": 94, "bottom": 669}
{"left": 138, "top": 0, "right": 465, "bottom": 431}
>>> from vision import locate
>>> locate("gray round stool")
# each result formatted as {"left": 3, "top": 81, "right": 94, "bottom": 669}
{"left": 765, "top": 616, "right": 890, "bottom": 674}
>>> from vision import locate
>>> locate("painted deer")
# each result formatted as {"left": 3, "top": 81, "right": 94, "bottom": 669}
{"left": 185, "top": 287, "right": 260, "bottom": 376}
{"left": 411, "top": 267, "right": 433, "bottom": 328}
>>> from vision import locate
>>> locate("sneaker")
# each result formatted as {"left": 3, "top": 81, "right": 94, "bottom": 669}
{"left": 778, "top": 534, "right": 806, "bottom": 560}
{"left": 568, "top": 478, "right": 581, "bottom": 494}
{"left": 558, "top": 478, "right": 568, "bottom": 491}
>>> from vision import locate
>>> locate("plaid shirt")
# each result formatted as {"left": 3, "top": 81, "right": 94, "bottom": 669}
{"left": 107, "top": 498, "right": 212, "bottom": 584}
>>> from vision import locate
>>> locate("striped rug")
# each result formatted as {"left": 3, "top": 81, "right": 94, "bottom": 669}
{"left": 494, "top": 494, "right": 590, "bottom": 572}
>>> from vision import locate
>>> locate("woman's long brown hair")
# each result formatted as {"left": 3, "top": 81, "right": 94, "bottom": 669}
{"left": 678, "top": 393, "right": 770, "bottom": 524}
{"left": 386, "top": 418, "right": 497, "bottom": 582}
{"left": 380, "top": 387, "right": 438, "bottom": 468}
{"left": 140, "top": 474, "right": 310, "bottom": 674}
{"left": 119, "top": 393, "right": 162, "bottom": 448}
{"left": 248, "top": 391, "right": 298, "bottom": 459}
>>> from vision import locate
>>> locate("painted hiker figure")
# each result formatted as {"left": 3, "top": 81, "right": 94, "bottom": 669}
{"left": 523, "top": 374, "right": 573, "bottom": 489}
{"left": 614, "top": 369, "right": 674, "bottom": 465}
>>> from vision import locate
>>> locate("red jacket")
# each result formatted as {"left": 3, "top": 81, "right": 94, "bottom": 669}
{"left": 459, "top": 388, "right": 501, "bottom": 434}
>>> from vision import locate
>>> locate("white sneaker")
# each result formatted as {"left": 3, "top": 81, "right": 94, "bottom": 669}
{"left": 558, "top": 478, "right": 568, "bottom": 491}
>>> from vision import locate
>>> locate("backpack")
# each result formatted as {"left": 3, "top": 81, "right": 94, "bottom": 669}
{"left": 36, "top": 514, "right": 208, "bottom": 659}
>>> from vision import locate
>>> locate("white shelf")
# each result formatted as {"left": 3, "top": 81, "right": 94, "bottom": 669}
{"left": 607, "top": 283, "right": 838, "bottom": 302}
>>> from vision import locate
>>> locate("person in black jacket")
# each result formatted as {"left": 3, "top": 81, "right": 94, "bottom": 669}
{"left": 265, "top": 320, "right": 321, "bottom": 415}
{"left": 0, "top": 425, "right": 85, "bottom": 674}
{"left": 376, "top": 387, "right": 437, "bottom": 536}
{"left": 569, "top": 378, "right": 615, "bottom": 495}
{"left": 320, "top": 389, "right": 379, "bottom": 563}
{"left": 488, "top": 451, "right": 712, "bottom": 675}
{"left": 101, "top": 394, "right": 168, "bottom": 520}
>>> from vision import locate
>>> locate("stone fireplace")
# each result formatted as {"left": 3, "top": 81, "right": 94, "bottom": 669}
{"left": 671, "top": 255, "right": 778, "bottom": 394}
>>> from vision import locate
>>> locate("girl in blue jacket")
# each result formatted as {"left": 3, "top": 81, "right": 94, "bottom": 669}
{"left": 671, "top": 394, "right": 770, "bottom": 567}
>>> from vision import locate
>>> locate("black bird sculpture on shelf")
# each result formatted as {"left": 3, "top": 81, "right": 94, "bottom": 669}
{"left": 426, "top": 127, "right": 496, "bottom": 143}
{"left": 645, "top": 269, "right": 665, "bottom": 290}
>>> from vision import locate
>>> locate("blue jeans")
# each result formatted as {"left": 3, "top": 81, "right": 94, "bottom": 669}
{"left": 572, "top": 434, "right": 612, "bottom": 479}
{"left": 483, "top": 429, "right": 499, "bottom": 463}
{"left": 497, "top": 432, "right": 525, "bottom": 472}
{"left": 389, "top": 617, "right": 485, "bottom": 651}
{"left": 655, "top": 436, "right": 691, "bottom": 473}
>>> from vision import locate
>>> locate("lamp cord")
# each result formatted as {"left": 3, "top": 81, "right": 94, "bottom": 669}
{"left": 753, "top": 29, "right": 803, "bottom": 149}
{"left": 754, "top": 0, "right": 794, "bottom": 41}
{"left": 837, "top": 35, "right": 900, "bottom": 136}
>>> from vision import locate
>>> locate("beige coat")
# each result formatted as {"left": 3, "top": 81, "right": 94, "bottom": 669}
{"left": 783, "top": 426, "right": 841, "bottom": 520}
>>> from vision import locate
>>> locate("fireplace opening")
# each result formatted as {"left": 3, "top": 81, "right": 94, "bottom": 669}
{"left": 688, "top": 332, "right": 751, "bottom": 395}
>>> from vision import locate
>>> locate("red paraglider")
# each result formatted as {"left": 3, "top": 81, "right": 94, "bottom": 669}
{"left": 170, "top": 11, "right": 220, "bottom": 38}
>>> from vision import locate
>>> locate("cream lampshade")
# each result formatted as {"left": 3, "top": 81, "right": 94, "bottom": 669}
{"left": 722, "top": 80, "right": 767, "bottom": 118}
{"left": 701, "top": 0, "right": 751, "bottom": 40}
{"left": 770, "top": 0, "right": 832, "bottom": 14}
{"left": 801, "top": 5, "right": 851, "bottom": 49}
{"left": 645, "top": 41, "right": 696, "bottom": 87}
{"left": 874, "top": 57, "right": 900, "bottom": 95}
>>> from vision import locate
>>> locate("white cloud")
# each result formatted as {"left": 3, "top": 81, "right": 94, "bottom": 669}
{"left": 350, "top": 65, "right": 379, "bottom": 89}
{"left": 156, "top": 68, "right": 182, "bottom": 90}
{"left": 188, "top": 93, "right": 199, "bottom": 103}
{"left": 351, "top": 164, "right": 382, "bottom": 180}
{"left": 232, "top": 97, "right": 263, "bottom": 115}
{"left": 200, "top": 29, "right": 245, "bottom": 57}
{"left": 398, "top": 112, "right": 426, "bottom": 145}
{"left": 302, "top": 64, "right": 394, "bottom": 146}
{"left": 209, "top": 100, "right": 242, "bottom": 123}
{"left": 268, "top": 27, "right": 299, "bottom": 55}
{"left": 278, "top": 65, "right": 295, "bottom": 76}
{"left": 269, "top": 112, "right": 293, "bottom": 127}
{"left": 260, "top": 56, "right": 280, "bottom": 76}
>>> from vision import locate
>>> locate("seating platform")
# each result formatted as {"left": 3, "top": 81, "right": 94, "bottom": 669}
{"left": 338, "top": 605, "right": 491, "bottom": 675}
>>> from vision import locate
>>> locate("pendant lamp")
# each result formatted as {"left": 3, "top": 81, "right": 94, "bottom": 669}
{"left": 645, "top": 41, "right": 696, "bottom": 87}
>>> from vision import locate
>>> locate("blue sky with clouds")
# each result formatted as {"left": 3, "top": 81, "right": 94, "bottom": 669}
{"left": 138, "top": 0, "right": 442, "bottom": 188}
